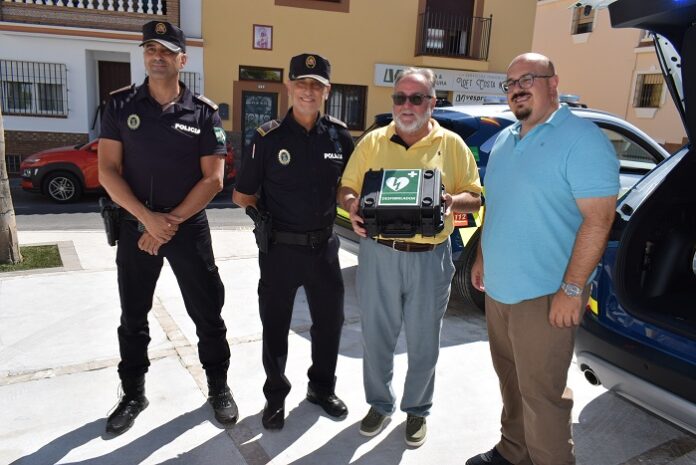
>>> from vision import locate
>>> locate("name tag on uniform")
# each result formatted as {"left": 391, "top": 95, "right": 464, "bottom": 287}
{"left": 324, "top": 152, "right": 343, "bottom": 160}
{"left": 174, "top": 123, "right": 201, "bottom": 135}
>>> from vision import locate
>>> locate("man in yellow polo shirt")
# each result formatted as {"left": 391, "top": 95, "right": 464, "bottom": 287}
{"left": 338, "top": 67, "right": 482, "bottom": 447}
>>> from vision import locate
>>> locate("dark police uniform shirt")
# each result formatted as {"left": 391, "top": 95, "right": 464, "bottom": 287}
{"left": 100, "top": 78, "right": 227, "bottom": 209}
{"left": 236, "top": 109, "right": 354, "bottom": 232}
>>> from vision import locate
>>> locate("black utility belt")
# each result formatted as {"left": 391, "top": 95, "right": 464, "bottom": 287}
{"left": 272, "top": 227, "right": 333, "bottom": 248}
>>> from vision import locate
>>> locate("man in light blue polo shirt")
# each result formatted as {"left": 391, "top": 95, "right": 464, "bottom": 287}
{"left": 466, "top": 53, "right": 619, "bottom": 465}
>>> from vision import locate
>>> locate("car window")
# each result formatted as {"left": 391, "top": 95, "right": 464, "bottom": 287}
{"left": 601, "top": 127, "right": 657, "bottom": 168}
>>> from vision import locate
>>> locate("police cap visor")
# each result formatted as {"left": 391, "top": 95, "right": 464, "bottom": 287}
{"left": 140, "top": 21, "right": 186, "bottom": 53}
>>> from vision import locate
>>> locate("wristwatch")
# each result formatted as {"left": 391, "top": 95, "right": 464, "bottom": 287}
{"left": 560, "top": 281, "right": 583, "bottom": 298}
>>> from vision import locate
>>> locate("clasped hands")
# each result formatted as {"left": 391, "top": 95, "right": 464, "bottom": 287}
{"left": 137, "top": 211, "right": 183, "bottom": 256}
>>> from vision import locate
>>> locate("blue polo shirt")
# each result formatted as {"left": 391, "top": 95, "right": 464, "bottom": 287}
{"left": 482, "top": 105, "right": 620, "bottom": 304}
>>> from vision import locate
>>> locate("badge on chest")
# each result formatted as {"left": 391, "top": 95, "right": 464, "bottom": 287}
{"left": 278, "top": 149, "right": 291, "bottom": 166}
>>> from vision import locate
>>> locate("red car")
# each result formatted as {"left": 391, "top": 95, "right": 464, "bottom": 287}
{"left": 20, "top": 140, "right": 237, "bottom": 203}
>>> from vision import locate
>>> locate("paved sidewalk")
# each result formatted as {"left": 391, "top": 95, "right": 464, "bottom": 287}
{"left": 1, "top": 229, "right": 695, "bottom": 465}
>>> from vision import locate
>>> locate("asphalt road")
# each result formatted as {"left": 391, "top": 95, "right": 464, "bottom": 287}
{"left": 8, "top": 178, "right": 252, "bottom": 231}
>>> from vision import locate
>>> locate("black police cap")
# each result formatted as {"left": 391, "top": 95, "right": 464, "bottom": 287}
{"left": 140, "top": 21, "right": 186, "bottom": 53}
{"left": 289, "top": 53, "right": 331, "bottom": 86}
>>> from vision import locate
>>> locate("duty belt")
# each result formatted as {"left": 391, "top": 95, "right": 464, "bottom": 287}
{"left": 272, "top": 227, "right": 333, "bottom": 248}
{"left": 375, "top": 238, "right": 436, "bottom": 252}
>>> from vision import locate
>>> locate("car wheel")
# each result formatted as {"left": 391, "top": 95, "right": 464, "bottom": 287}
{"left": 453, "top": 228, "right": 485, "bottom": 313}
{"left": 44, "top": 172, "right": 83, "bottom": 203}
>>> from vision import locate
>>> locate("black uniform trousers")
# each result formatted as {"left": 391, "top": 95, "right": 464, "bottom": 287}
{"left": 115, "top": 211, "right": 229, "bottom": 381}
{"left": 258, "top": 233, "right": 345, "bottom": 405}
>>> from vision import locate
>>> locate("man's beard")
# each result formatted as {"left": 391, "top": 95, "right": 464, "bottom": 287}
{"left": 510, "top": 91, "right": 532, "bottom": 121}
{"left": 393, "top": 108, "right": 431, "bottom": 134}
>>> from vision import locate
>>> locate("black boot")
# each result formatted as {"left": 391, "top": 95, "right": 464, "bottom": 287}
{"left": 106, "top": 376, "right": 149, "bottom": 435}
{"left": 207, "top": 375, "right": 239, "bottom": 425}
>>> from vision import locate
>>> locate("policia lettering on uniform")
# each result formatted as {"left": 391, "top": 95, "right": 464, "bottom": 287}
{"left": 98, "top": 20, "right": 238, "bottom": 436}
{"left": 233, "top": 53, "right": 354, "bottom": 431}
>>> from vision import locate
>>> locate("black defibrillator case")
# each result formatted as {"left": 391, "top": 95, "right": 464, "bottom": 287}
{"left": 359, "top": 168, "right": 445, "bottom": 238}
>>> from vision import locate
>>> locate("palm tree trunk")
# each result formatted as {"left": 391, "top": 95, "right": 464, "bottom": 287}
{"left": 0, "top": 107, "right": 22, "bottom": 264}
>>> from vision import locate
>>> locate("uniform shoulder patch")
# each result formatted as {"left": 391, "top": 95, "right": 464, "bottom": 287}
{"left": 256, "top": 119, "right": 281, "bottom": 137}
{"left": 193, "top": 94, "right": 219, "bottom": 111}
{"left": 325, "top": 114, "right": 348, "bottom": 129}
{"left": 109, "top": 84, "right": 135, "bottom": 96}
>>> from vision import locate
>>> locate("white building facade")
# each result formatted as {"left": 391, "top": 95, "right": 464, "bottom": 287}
{"left": 0, "top": 0, "right": 203, "bottom": 172}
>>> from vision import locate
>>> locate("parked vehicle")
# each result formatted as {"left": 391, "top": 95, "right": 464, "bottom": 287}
{"left": 20, "top": 139, "right": 237, "bottom": 203}
{"left": 335, "top": 103, "right": 669, "bottom": 312}
{"left": 575, "top": 0, "right": 696, "bottom": 434}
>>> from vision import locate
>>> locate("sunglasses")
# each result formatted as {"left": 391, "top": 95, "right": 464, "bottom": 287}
{"left": 391, "top": 93, "right": 433, "bottom": 106}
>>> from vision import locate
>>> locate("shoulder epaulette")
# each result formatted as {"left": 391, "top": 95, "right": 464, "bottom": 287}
{"left": 256, "top": 119, "right": 281, "bottom": 137}
{"left": 326, "top": 114, "right": 348, "bottom": 129}
{"left": 194, "top": 94, "right": 219, "bottom": 111}
{"left": 109, "top": 84, "right": 135, "bottom": 95}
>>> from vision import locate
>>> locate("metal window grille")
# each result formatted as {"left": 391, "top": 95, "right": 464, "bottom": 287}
{"left": 416, "top": 10, "right": 492, "bottom": 60}
{"left": 325, "top": 84, "right": 367, "bottom": 131}
{"left": 634, "top": 73, "right": 664, "bottom": 108}
{"left": 0, "top": 60, "right": 68, "bottom": 116}
{"left": 180, "top": 71, "right": 201, "bottom": 95}
{"left": 4, "top": 154, "right": 22, "bottom": 175}
{"left": 571, "top": 6, "right": 595, "bottom": 34}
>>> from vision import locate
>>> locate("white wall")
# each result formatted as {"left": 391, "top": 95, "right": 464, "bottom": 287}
{"left": 1, "top": 29, "right": 204, "bottom": 135}
{"left": 180, "top": 0, "right": 202, "bottom": 39}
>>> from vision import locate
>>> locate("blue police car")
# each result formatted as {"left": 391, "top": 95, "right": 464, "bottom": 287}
{"left": 574, "top": 0, "right": 696, "bottom": 434}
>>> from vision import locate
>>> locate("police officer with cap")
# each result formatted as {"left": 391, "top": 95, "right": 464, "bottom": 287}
{"left": 99, "top": 20, "right": 237, "bottom": 435}
{"left": 233, "top": 53, "right": 354, "bottom": 430}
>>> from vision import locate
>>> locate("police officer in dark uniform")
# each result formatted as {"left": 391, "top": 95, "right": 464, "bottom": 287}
{"left": 98, "top": 20, "right": 237, "bottom": 435}
{"left": 233, "top": 53, "right": 354, "bottom": 430}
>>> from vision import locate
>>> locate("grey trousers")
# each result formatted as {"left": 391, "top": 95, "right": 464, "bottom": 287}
{"left": 357, "top": 238, "right": 455, "bottom": 417}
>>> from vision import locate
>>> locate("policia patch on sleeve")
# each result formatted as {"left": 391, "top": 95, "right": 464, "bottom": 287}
{"left": 214, "top": 127, "right": 226, "bottom": 145}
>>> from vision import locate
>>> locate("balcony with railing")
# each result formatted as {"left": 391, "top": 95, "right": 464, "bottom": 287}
{"left": 0, "top": 0, "right": 179, "bottom": 31}
{"left": 415, "top": 9, "right": 492, "bottom": 61}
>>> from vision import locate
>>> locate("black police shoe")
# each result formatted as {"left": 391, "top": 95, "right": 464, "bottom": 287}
{"left": 262, "top": 401, "right": 285, "bottom": 430}
{"left": 207, "top": 377, "right": 239, "bottom": 425}
{"left": 466, "top": 447, "right": 514, "bottom": 465}
{"left": 106, "top": 396, "right": 149, "bottom": 435}
{"left": 306, "top": 386, "right": 348, "bottom": 418}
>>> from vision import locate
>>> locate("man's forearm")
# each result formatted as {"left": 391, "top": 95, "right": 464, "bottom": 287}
{"left": 99, "top": 168, "right": 150, "bottom": 221}
{"left": 563, "top": 219, "right": 612, "bottom": 286}
{"left": 170, "top": 175, "right": 222, "bottom": 221}
{"left": 450, "top": 191, "right": 481, "bottom": 213}
{"left": 232, "top": 189, "right": 258, "bottom": 210}
{"left": 337, "top": 186, "right": 359, "bottom": 211}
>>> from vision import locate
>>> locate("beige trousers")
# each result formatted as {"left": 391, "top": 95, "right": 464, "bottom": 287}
{"left": 485, "top": 292, "right": 586, "bottom": 465}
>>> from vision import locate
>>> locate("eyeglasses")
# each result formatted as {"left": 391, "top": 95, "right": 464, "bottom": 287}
{"left": 500, "top": 73, "right": 554, "bottom": 93}
{"left": 391, "top": 93, "right": 433, "bottom": 106}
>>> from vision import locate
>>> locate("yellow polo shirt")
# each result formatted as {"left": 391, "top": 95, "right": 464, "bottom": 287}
{"left": 341, "top": 119, "right": 482, "bottom": 244}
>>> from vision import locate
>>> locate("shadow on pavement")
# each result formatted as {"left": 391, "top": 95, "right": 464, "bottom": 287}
{"left": 10, "top": 404, "right": 212, "bottom": 465}
{"left": 574, "top": 391, "right": 696, "bottom": 465}
{"left": 285, "top": 417, "right": 409, "bottom": 465}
